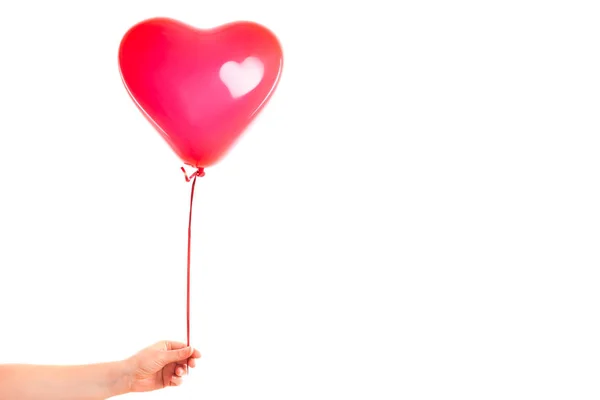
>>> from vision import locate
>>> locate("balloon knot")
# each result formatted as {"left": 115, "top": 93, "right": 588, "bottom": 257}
{"left": 181, "top": 167, "right": 205, "bottom": 182}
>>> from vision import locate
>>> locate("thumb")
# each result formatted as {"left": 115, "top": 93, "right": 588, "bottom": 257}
{"left": 159, "top": 346, "right": 194, "bottom": 365}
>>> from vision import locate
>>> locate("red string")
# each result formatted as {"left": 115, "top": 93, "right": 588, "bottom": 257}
{"left": 181, "top": 166, "right": 204, "bottom": 374}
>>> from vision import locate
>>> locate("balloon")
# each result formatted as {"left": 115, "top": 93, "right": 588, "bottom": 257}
{"left": 118, "top": 17, "right": 284, "bottom": 168}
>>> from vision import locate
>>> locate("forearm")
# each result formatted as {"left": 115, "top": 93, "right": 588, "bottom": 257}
{"left": 0, "top": 361, "right": 131, "bottom": 400}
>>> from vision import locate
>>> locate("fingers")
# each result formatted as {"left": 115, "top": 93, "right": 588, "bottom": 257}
{"left": 162, "top": 340, "right": 188, "bottom": 351}
{"left": 155, "top": 341, "right": 201, "bottom": 357}
{"left": 172, "top": 358, "right": 197, "bottom": 378}
{"left": 180, "top": 353, "right": 200, "bottom": 370}
{"left": 169, "top": 362, "right": 193, "bottom": 387}
{"left": 185, "top": 349, "right": 200, "bottom": 368}
{"left": 170, "top": 375, "right": 184, "bottom": 386}
{"left": 160, "top": 346, "right": 194, "bottom": 365}
{"left": 190, "top": 348, "right": 201, "bottom": 359}
{"left": 175, "top": 364, "right": 186, "bottom": 377}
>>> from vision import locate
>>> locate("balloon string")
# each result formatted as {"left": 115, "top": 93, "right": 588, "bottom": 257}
{"left": 181, "top": 166, "right": 204, "bottom": 374}
{"left": 182, "top": 166, "right": 206, "bottom": 182}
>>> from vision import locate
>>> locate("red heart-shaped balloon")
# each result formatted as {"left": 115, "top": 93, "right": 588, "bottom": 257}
{"left": 118, "top": 18, "right": 283, "bottom": 168}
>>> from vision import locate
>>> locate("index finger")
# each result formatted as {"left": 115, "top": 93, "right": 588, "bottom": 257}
{"left": 190, "top": 348, "right": 201, "bottom": 358}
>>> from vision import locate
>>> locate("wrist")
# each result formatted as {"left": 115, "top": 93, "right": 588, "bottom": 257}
{"left": 106, "top": 360, "right": 133, "bottom": 398}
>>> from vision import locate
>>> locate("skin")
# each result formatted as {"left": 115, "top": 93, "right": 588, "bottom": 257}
{"left": 0, "top": 340, "right": 201, "bottom": 399}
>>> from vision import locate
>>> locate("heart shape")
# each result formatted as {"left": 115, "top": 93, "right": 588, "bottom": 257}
{"left": 220, "top": 57, "right": 265, "bottom": 98}
{"left": 118, "top": 18, "right": 283, "bottom": 168}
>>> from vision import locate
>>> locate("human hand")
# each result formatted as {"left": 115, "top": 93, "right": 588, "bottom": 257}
{"left": 124, "top": 340, "right": 201, "bottom": 392}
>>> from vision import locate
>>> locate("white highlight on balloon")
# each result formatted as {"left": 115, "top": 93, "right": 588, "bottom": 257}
{"left": 219, "top": 57, "right": 264, "bottom": 98}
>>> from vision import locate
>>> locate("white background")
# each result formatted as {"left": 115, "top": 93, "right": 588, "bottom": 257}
{"left": 1, "top": 0, "right": 600, "bottom": 399}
